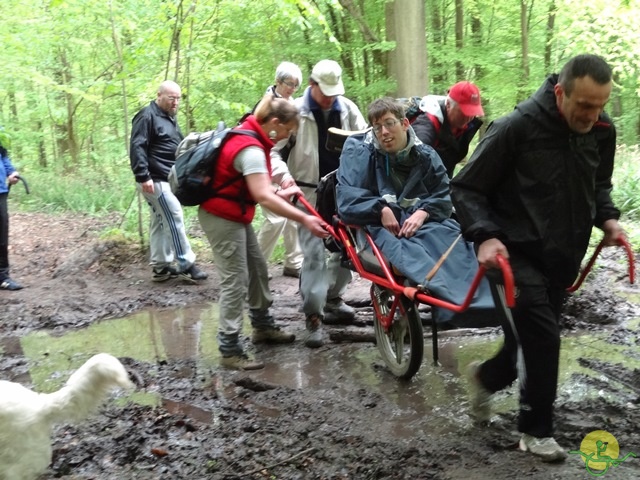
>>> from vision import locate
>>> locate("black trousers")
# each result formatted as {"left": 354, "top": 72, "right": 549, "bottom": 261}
{"left": 479, "top": 259, "right": 565, "bottom": 438}
{"left": 0, "top": 193, "right": 9, "bottom": 278}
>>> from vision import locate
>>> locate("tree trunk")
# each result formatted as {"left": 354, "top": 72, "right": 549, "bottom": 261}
{"left": 391, "top": 0, "right": 428, "bottom": 97}
{"left": 165, "top": 0, "right": 184, "bottom": 81}
{"left": 427, "top": 0, "right": 443, "bottom": 87}
{"left": 54, "top": 49, "right": 79, "bottom": 171}
{"left": 471, "top": 15, "right": 483, "bottom": 79}
{"left": 37, "top": 120, "right": 47, "bottom": 169}
{"left": 519, "top": 0, "right": 530, "bottom": 103}
{"left": 109, "top": 0, "right": 130, "bottom": 157}
{"left": 7, "top": 90, "right": 20, "bottom": 158}
{"left": 338, "top": 0, "right": 385, "bottom": 87}
{"left": 184, "top": 15, "right": 196, "bottom": 132}
{"left": 455, "top": 0, "right": 464, "bottom": 78}
{"left": 544, "top": 0, "right": 556, "bottom": 75}
{"left": 385, "top": 1, "right": 397, "bottom": 91}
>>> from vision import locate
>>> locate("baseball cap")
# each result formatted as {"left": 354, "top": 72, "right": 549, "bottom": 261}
{"left": 448, "top": 81, "right": 484, "bottom": 117}
{"left": 310, "top": 60, "right": 345, "bottom": 97}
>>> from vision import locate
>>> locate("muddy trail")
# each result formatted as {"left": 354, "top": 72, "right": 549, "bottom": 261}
{"left": 1, "top": 211, "right": 639, "bottom": 479}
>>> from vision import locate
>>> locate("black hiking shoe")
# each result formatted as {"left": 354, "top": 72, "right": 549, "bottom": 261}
{"left": 152, "top": 266, "right": 179, "bottom": 282}
{"left": 179, "top": 264, "right": 208, "bottom": 283}
{"left": 0, "top": 277, "right": 23, "bottom": 290}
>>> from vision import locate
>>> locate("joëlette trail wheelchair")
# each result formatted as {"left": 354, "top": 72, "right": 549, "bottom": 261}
{"left": 299, "top": 190, "right": 634, "bottom": 380}
{"left": 296, "top": 191, "right": 514, "bottom": 380}
{"left": 293, "top": 128, "right": 635, "bottom": 380}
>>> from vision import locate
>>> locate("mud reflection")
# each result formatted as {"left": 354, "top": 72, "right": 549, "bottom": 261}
{"left": 4, "top": 304, "right": 639, "bottom": 437}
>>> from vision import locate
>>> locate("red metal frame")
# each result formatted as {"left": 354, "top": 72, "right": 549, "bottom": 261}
{"left": 566, "top": 236, "right": 635, "bottom": 293}
{"left": 295, "top": 195, "right": 634, "bottom": 370}
{"left": 296, "top": 195, "right": 516, "bottom": 327}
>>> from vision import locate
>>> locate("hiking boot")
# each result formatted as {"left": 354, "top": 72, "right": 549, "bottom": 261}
{"left": 282, "top": 266, "right": 301, "bottom": 278}
{"left": 152, "top": 266, "right": 179, "bottom": 282}
{"left": 323, "top": 297, "right": 355, "bottom": 323}
{"left": 519, "top": 434, "right": 568, "bottom": 462}
{"left": 179, "top": 264, "right": 208, "bottom": 283}
{"left": 220, "top": 353, "right": 265, "bottom": 371}
{"left": 305, "top": 314, "right": 324, "bottom": 348}
{"left": 467, "top": 361, "right": 492, "bottom": 422}
{"left": 0, "top": 277, "right": 23, "bottom": 290}
{"left": 251, "top": 326, "right": 296, "bottom": 344}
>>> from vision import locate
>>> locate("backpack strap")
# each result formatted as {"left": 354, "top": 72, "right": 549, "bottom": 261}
{"left": 425, "top": 112, "right": 442, "bottom": 147}
{"left": 208, "top": 129, "right": 261, "bottom": 196}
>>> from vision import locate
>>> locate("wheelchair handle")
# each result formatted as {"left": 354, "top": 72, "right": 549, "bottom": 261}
{"left": 566, "top": 236, "right": 635, "bottom": 293}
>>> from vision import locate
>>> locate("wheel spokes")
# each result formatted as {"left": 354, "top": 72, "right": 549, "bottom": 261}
{"left": 391, "top": 317, "right": 408, "bottom": 363}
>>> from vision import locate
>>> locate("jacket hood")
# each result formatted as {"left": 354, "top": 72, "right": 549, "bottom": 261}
{"left": 515, "top": 75, "right": 567, "bottom": 132}
{"left": 419, "top": 95, "right": 446, "bottom": 123}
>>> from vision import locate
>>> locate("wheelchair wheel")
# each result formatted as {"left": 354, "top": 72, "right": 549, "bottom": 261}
{"left": 371, "top": 284, "right": 423, "bottom": 379}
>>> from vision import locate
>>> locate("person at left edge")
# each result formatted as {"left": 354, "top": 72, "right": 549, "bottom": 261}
{"left": 129, "top": 80, "right": 208, "bottom": 283}
{"left": 0, "top": 135, "right": 23, "bottom": 290}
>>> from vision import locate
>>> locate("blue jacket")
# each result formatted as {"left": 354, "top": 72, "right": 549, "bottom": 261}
{"left": 336, "top": 128, "right": 493, "bottom": 315}
{"left": 1, "top": 151, "right": 16, "bottom": 195}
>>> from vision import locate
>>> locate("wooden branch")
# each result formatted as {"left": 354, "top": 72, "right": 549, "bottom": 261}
{"left": 329, "top": 330, "right": 375, "bottom": 343}
{"left": 337, "top": 0, "right": 380, "bottom": 43}
{"left": 424, "top": 234, "right": 462, "bottom": 282}
{"left": 234, "top": 447, "right": 317, "bottom": 478}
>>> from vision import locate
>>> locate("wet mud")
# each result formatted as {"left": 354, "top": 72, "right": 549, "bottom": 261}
{"left": 1, "top": 212, "right": 639, "bottom": 479}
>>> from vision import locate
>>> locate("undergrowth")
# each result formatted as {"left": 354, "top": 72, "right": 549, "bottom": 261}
{"left": 8, "top": 145, "right": 640, "bottom": 265}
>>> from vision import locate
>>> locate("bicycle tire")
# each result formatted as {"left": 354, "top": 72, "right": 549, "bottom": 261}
{"left": 371, "top": 284, "right": 424, "bottom": 379}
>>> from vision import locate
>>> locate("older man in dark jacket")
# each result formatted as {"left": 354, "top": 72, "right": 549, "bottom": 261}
{"left": 130, "top": 80, "right": 207, "bottom": 283}
{"left": 450, "top": 54, "right": 624, "bottom": 462}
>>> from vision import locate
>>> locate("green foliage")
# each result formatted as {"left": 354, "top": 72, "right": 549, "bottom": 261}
{"left": 9, "top": 162, "right": 135, "bottom": 214}
{"left": 612, "top": 145, "right": 640, "bottom": 221}
{"left": 248, "top": 208, "right": 286, "bottom": 264}
{"left": 1, "top": 0, "right": 640, "bottom": 259}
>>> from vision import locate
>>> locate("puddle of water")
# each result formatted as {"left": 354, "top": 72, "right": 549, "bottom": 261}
{"left": 162, "top": 398, "right": 214, "bottom": 424}
{"left": 2, "top": 303, "right": 639, "bottom": 438}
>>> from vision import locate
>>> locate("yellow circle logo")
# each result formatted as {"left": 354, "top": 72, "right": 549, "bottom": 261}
{"left": 579, "top": 430, "right": 619, "bottom": 472}
{"left": 569, "top": 430, "right": 637, "bottom": 476}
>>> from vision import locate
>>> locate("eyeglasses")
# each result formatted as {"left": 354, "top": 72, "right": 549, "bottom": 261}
{"left": 281, "top": 80, "right": 299, "bottom": 91}
{"left": 166, "top": 95, "right": 181, "bottom": 102}
{"left": 372, "top": 118, "right": 401, "bottom": 134}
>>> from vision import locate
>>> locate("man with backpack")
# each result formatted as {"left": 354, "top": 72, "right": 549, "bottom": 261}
{"left": 130, "top": 80, "right": 208, "bottom": 283}
{"left": 273, "top": 59, "right": 368, "bottom": 348}
{"left": 412, "top": 81, "right": 484, "bottom": 178}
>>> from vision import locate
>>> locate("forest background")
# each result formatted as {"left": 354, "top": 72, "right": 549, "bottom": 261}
{"left": 1, "top": 0, "right": 640, "bottom": 254}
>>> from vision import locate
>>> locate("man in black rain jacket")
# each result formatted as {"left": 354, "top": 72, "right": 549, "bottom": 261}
{"left": 450, "top": 54, "right": 624, "bottom": 462}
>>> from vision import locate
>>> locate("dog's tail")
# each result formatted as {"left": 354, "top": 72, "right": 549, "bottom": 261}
{"left": 41, "top": 353, "right": 133, "bottom": 425}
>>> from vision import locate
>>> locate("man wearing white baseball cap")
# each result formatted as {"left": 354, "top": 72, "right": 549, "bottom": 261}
{"left": 271, "top": 59, "right": 367, "bottom": 348}
{"left": 310, "top": 59, "right": 346, "bottom": 97}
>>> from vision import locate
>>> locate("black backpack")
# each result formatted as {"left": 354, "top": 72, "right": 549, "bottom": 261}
{"left": 396, "top": 96, "right": 425, "bottom": 123}
{"left": 314, "top": 169, "right": 342, "bottom": 253}
{"left": 169, "top": 125, "right": 259, "bottom": 206}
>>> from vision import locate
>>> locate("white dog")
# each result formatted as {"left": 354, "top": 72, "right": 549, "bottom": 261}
{"left": 0, "top": 353, "right": 134, "bottom": 480}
